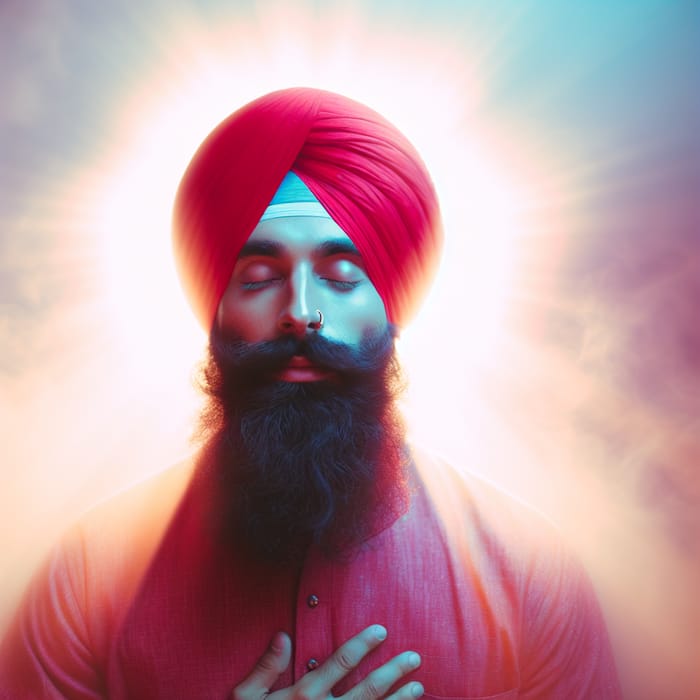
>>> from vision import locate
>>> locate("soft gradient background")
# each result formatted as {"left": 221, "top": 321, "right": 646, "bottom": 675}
{"left": 1, "top": 1, "right": 698, "bottom": 697}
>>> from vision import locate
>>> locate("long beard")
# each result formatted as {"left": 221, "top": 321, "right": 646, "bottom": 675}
{"left": 196, "top": 325, "right": 411, "bottom": 566}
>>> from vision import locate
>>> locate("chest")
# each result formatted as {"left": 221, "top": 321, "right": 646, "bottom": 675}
{"left": 107, "top": 506, "right": 520, "bottom": 699}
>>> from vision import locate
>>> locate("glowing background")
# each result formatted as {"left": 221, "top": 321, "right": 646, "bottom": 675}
{"left": 1, "top": 1, "right": 698, "bottom": 697}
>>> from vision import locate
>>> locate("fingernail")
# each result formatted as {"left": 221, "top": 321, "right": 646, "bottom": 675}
{"left": 270, "top": 631, "right": 285, "bottom": 652}
{"left": 411, "top": 682, "right": 424, "bottom": 697}
{"left": 373, "top": 625, "right": 387, "bottom": 640}
{"left": 408, "top": 652, "right": 421, "bottom": 669}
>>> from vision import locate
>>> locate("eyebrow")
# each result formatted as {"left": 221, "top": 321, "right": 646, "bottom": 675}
{"left": 237, "top": 240, "right": 284, "bottom": 259}
{"left": 315, "top": 239, "right": 362, "bottom": 258}
{"left": 237, "top": 238, "right": 362, "bottom": 260}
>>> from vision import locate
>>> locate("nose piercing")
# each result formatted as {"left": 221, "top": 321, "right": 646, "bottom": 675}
{"left": 308, "top": 309, "right": 323, "bottom": 330}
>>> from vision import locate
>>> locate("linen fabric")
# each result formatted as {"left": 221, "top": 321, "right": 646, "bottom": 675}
{"left": 172, "top": 88, "right": 443, "bottom": 330}
{"left": 0, "top": 451, "right": 621, "bottom": 699}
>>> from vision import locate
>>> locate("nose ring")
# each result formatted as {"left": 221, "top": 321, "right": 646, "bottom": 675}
{"left": 308, "top": 309, "right": 323, "bottom": 330}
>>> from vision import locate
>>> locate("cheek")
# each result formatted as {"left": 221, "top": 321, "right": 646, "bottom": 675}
{"left": 217, "top": 295, "right": 277, "bottom": 342}
{"left": 329, "top": 291, "right": 388, "bottom": 342}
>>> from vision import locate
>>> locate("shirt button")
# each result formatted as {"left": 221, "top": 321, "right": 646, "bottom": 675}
{"left": 307, "top": 658, "right": 319, "bottom": 671}
{"left": 307, "top": 594, "right": 319, "bottom": 608}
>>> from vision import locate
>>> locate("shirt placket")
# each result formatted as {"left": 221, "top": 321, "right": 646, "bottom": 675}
{"left": 293, "top": 546, "right": 333, "bottom": 681}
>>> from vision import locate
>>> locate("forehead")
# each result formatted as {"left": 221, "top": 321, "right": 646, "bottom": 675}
{"left": 241, "top": 216, "right": 358, "bottom": 257}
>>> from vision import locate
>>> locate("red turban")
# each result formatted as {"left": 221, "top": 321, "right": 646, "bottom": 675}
{"left": 172, "top": 87, "right": 443, "bottom": 330}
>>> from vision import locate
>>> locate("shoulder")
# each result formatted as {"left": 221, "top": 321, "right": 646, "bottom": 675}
{"left": 31, "top": 458, "right": 195, "bottom": 646}
{"left": 73, "top": 456, "right": 197, "bottom": 604}
{"left": 411, "top": 446, "right": 565, "bottom": 566}
{"left": 0, "top": 458, "right": 197, "bottom": 695}
{"left": 76, "top": 456, "right": 196, "bottom": 555}
{"left": 410, "top": 446, "right": 598, "bottom": 631}
{"left": 411, "top": 447, "right": 621, "bottom": 697}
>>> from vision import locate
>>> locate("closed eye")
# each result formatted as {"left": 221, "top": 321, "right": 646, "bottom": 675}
{"left": 322, "top": 278, "right": 361, "bottom": 292}
{"left": 241, "top": 278, "right": 282, "bottom": 291}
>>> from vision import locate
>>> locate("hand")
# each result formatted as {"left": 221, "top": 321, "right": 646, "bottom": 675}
{"left": 232, "top": 625, "right": 423, "bottom": 700}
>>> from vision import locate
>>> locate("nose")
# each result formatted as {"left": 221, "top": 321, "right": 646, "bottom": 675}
{"left": 277, "top": 270, "right": 323, "bottom": 337}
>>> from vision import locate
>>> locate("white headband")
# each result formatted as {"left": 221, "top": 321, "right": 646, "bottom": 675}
{"left": 259, "top": 201, "right": 331, "bottom": 222}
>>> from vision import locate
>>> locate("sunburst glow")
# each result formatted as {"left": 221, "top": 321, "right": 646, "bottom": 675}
{"left": 2, "top": 3, "right": 697, "bottom": 697}
{"left": 83, "top": 3, "right": 531, "bottom": 454}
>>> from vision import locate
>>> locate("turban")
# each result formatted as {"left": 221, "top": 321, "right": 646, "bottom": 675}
{"left": 172, "top": 87, "right": 443, "bottom": 330}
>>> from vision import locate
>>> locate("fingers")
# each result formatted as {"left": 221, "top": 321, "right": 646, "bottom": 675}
{"left": 233, "top": 626, "right": 422, "bottom": 700}
{"left": 308, "top": 625, "right": 422, "bottom": 700}
{"left": 343, "top": 651, "right": 423, "bottom": 700}
{"left": 312, "top": 624, "right": 389, "bottom": 690}
{"left": 232, "top": 632, "right": 292, "bottom": 700}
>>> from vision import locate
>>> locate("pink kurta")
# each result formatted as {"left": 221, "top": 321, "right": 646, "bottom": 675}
{"left": 0, "top": 451, "right": 621, "bottom": 699}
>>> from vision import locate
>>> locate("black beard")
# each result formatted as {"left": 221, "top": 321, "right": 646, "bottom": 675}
{"left": 195, "top": 324, "right": 411, "bottom": 566}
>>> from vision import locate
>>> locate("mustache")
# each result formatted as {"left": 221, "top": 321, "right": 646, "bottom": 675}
{"left": 210, "top": 326, "right": 397, "bottom": 379}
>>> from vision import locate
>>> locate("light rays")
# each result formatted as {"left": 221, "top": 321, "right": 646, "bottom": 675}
{"left": 80, "top": 0, "right": 528, "bottom": 453}
{"left": 0, "top": 1, "right": 564, "bottom": 631}
{"left": 2, "top": 3, "right": 698, "bottom": 695}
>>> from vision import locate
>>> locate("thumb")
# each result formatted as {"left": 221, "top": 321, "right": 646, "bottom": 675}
{"left": 233, "top": 632, "right": 292, "bottom": 700}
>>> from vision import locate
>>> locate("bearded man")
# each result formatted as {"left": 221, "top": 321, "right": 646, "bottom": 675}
{"left": 0, "top": 88, "right": 621, "bottom": 699}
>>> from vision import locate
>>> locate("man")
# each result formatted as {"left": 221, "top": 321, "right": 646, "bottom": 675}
{"left": 0, "top": 88, "right": 621, "bottom": 699}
